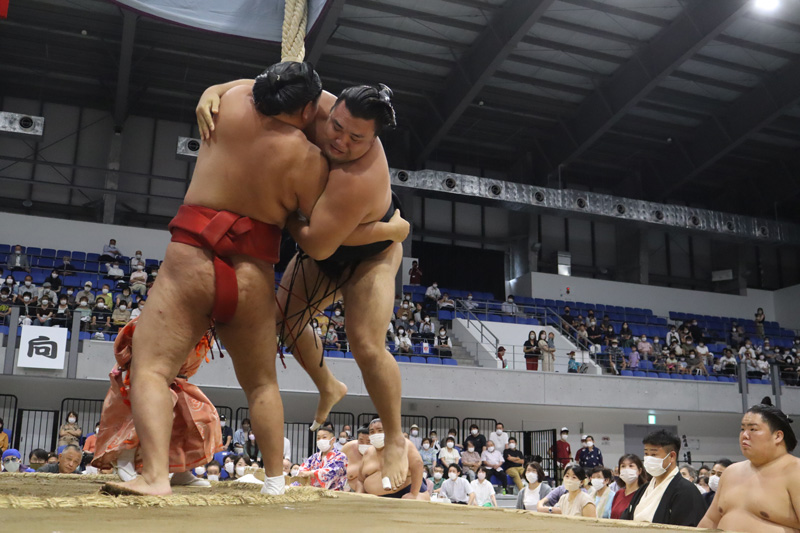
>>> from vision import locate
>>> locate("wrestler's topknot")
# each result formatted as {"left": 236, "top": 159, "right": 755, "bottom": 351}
{"left": 334, "top": 84, "right": 397, "bottom": 135}
{"left": 253, "top": 61, "right": 322, "bottom": 116}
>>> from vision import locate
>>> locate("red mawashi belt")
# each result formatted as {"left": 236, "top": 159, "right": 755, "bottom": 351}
{"left": 168, "top": 204, "right": 281, "bottom": 323}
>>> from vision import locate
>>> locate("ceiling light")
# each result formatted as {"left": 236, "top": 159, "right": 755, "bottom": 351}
{"left": 754, "top": 0, "right": 780, "bottom": 12}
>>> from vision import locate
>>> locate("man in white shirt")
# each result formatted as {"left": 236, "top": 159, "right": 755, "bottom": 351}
{"left": 130, "top": 251, "right": 146, "bottom": 271}
{"left": 488, "top": 422, "right": 509, "bottom": 451}
{"left": 424, "top": 283, "right": 441, "bottom": 312}
{"left": 501, "top": 297, "right": 519, "bottom": 316}
{"left": 283, "top": 436, "right": 292, "bottom": 461}
{"left": 463, "top": 293, "right": 478, "bottom": 311}
{"left": 480, "top": 440, "right": 507, "bottom": 491}
{"left": 105, "top": 261, "right": 125, "bottom": 281}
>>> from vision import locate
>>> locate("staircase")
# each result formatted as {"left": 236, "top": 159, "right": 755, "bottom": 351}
{"left": 448, "top": 339, "right": 478, "bottom": 367}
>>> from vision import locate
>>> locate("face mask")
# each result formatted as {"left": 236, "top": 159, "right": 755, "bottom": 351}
{"left": 585, "top": 441, "right": 593, "bottom": 448}
{"left": 223, "top": 462, "right": 234, "bottom": 475}
{"left": 471, "top": 429, "right": 478, "bottom": 436}
{"left": 80, "top": 301, "right": 87, "bottom": 306}
{"left": 102, "top": 289, "right": 109, "bottom": 294}
{"left": 398, "top": 330, "right": 405, "bottom": 336}
{"left": 24, "top": 281, "right": 31, "bottom": 287}
{"left": 369, "top": 433, "right": 385, "bottom": 449}
{"left": 477, "top": 472, "right": 486, "bottom": 481}
{"left": 15, "top": 250, "right": 20, "bottom": 255}
{"left": 0, "top": 294, "right": 6, "bottom": 300}
{"left": 561, "top": 434, "right": 568, "bottom": 441}
{"left": 235, "top": 466, "right": 245, "bottom": 477}
{"left": 564, "top": 478, "right": 581, "bottom": 492}
{"left": 338, "top": 437, "right": 347, "bottom": 444}
{"left": 507, "top": 299, "right": 513, "bottom": 303}
{"left": 248, "top": 434, "right": 256, "bottom": 441}
{"left": 317, "top": 439, "right": 332, "bottom": 453}
{"left": 591, "top": 478, "right": 605, "bottom": 490}
{"left": 526, "top": 472, "right": 538, "bottom": 484}
{"left": 422, "top": 471, "right": 428, "bottom": 479}
{"left": 467, "top": 447, "right": 474, "bottom": 453}
{"left": 619, "top": 468, "right": 639, "bottom": 485}
{"left": 424, "top": 317, "right": 430, "bottom": 323}
{"left": 85, "top": 286, "right": 91, "bottom": 291}
{"left": 708, "top": 474, "right": 720, "bottom": 492}
{"left": 434, "top": 472, "right": 443, "bottom": 480}
{"left": 152, "top": 272, "right": 158, "bottom": 277}
{"left": 439, "top": 331, "right": 446, "bottom": 336}
{"left": 643, "top": 455, "right": 671, "bottom": 477}
{"left": 433, "top": 284, "right": 438, "bottom": 289}
{"left": 51, "top": 274, "right": 58, "bottom": 279}
{"left": 495, "top": 428, "right": 502, "bottom": 435}
{"left": 207, "top": 474, "right": 219, "bottom": 482}
{"left": 402, "top": 303, "right": 408, "bottom": 308}
{"left": 760, "top": 356, "right": 765, "bottom": 360}
{"left": 334, "top": 310, "right": 341, "bottom": 316}
{"left": 358, "top": 444, "right": 370, "bottom": 455}
{"left": 448, "top": 472, "right": 457, "bottom": 480}
{"left": 119, "top": 305, "right": 126, "bottom": 311}
{"left": 97, "top": 303, "right": 105, "bottom": 309}
{"left": 467, "top": 296, "right": 473, "bottom": 300}
{"left": 690, "top": 354, "right": 695, "bottom": 359}
{"left": 135, "top": 254, "right": 142, "bottom": 259}
{"left": 137, "top": 265, "right": 144, "bottom": 270}
{"left": 509, "top": 443, "right": 516, "bottom": 450}
{"left": 446, "top": 442, "right": 454, "bottom": 449}
{"left": 60, "top": 300, "right": 66, "bottom": 305}
{"left": 411, "top": 430, "right": 418, "bottom": 437}
{"left": 487, "top": 446, "right": 495, "bottom": 453}
{"left": 195, "top": 466, "right": 206, "bottom": 476}
{"left": 6, "top": 279, "right": 12, "bottom": 285}
{"left": 42, "top": 299, "right": 50, "bottom": 306}
{"left": 68, "top": 417, "right": 76, "bottom": 424}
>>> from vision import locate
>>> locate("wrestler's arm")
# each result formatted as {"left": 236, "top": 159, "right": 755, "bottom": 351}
{"left": 408, "top": 445, "right": 423, "bottom": 497}
{"left": 787, "top": 466, "right": 800, "bottom": 531}
{"left": 341, "top": 209, "right": 410, "bottom": 246}
{"left": 287, "top": 171, "right": 373, "bottom": 261}
{"left": 196, "top": 79, "right": 254, "bottom": 140}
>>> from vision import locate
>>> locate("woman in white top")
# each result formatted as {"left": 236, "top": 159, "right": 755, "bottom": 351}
{"left": 469, "top": 466, "right": 498, "bottom": 507}
{"left": 555, "top": 465, "right": 596, "bottom": 518}
{"left": 439, "top": 464, "right": 472, "bottom": 504}
{"left": 438, "top": 436, "right": 461, "bottom": 468}
{"left": 515, "top": 461, "right": 552, "bottom": 510}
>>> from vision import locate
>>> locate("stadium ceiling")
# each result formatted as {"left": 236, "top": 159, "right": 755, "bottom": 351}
{"left": 2, "top": 0, "right": 800, "bottom": 224}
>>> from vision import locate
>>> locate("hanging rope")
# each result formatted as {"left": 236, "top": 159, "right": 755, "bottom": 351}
{"left": 281, "top": 0, "right": 308, "bottom": 62}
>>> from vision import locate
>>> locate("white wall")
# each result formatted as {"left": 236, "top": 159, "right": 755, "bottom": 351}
{"left": 521, "top": 271, "right": 776, "bottom": 320}
{"left": 774, "top": 283, "right": 800, "bottom": 331}
{"left": 0, "top": 212, "right": 171, "bottom": 260}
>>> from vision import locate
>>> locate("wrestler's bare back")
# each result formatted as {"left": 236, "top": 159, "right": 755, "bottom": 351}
{"left": 360, "top": 442, "right": 415, "bottom": 495}
{"left": 340, "top": 441, "right": 365, "bottom": 492}
{"left": 185, "top": 85, "right": 327, "bottom": 227}
{"left": 715, "top": 457, "right": 800, "bottom": 533}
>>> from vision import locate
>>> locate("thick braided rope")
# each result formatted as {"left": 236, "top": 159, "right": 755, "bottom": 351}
{"left": 282, "top": 0, "right": 307, "bottom": 62}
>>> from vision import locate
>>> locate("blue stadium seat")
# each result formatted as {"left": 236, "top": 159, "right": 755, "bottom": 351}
{"left": 620, "top": 370, "right": 633, "bottom": 377}
{"left": 410, "top": 356, "right": 426, "bottom": 364}
{"left": 669, "top": 374, "right": 681, "bottom": 380}
{"left": 344, "top": 352, "right": 354, "bottom": 359}
{"left": 426, "top": 357, "right": 442, "bottom": 364}
{"left": 0, "top": 244, "right": 9, "bottom": 253}
{"left": 27, "top": 247, "right": 41, "bottom": 256}
{"left": 40, "top": 248, "right": 56, "bottom": 258}
{"left": 71, "top": 251, "right": 86, "bottom": 261}
{"left": 632, "top": 371, "right": 646, "bottom": 377}
{"left": 396, "top": 356, "right": 410, "bottom": 363}
{"left": 658, "top": 373, "right": 671, "bottom": 379}
{"left": 0, "top": 325, "right": 9, "bottom": 336}
{"left": 38, "top": 258, "right": 55, "bottom": 268}
{"left": 645, "top": 372, "right": 659, "bottom": 378}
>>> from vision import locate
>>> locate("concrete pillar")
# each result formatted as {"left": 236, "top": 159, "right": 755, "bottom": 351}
{"left": 102, "top": 131, "right": 122, "bottom": 224}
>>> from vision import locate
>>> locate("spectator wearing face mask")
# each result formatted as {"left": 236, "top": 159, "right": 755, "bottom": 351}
{"left": 549, "top": 428, "right": 572, "bottom": 469}
{"left": 612, "top": 454, "right": 647, "bottom": 519}
{"left": 408, "top": 424, "right": 422, "bottom": 450}
{"left": 429, "top": 464, "right": 446, "bottom": 493}
{"left": 16, "top": 291, "right": 36, "bottom": 325}
{"left": 408, "top": 260, "right": 423, "bottom": 285}
{"left": 463, "top": 292, "right": 478, "bottom": 311}
{"left": 17, "top": 276, "right": 37, "bottom": 304}
{"left": 38, "top": 282, "right": 58, "bottom": 304}
{"left": 516, "top": 461, "right": 551, "bottom": 510}
{"left": 96, "top": 284, "right": 113, "bottom": 308}
{"left": 719, "top": 349, "right": 738, "bottom": 376}
{"left": 7, "top": 245, "right": 30, "bottom": 272}
{"left": 459, "top": 441, "right": 481, "bottom": 482}
{"left": 83, "top": 422, "right": 101, "bottom": 454}
{"left": 2, "top": 449, "right": 35, "bottom": 473}
{"left": 90, "top": 299, "right": 112, "bottom": 333}
{"left": 481, "top": 440, "right": 507, "bottom": 492}
{"left": 34, "top": 296, "right": 55, "bottom": 327}
{"left": 637, "top": 335, "right": 654, "bottom": 359}
{"left": 501, "top": 296, "right": 519, "bottom": 316}
{"left": 523, "top": 330, "right": 540, "bottom": 371}
{"left": 438, "top": 436, "right": 461, "bottom": 468}
{"left": 439, "top": 464, "right": 472, "bottom": 504}
{"left": 468, "top": 466, "right": 498, "bottom": 507}
{"left": 703, "top": 458, "right": 732, "bottom": 508}
{"left": 215, "top": 414, "right": 232, "bottom": 451}
{"left": 419, "top": 316, "right": 435, "bottom": 341}
{"left": 59, "top": 411, "right": 82, "bottom": 447}
{"left": 221, "top": 456, "right": 236, "bottom": 480}
{"left": 424, "top": 282, "right": 441, "bottom": 313}
{"left": 419, "top": 437, "right": 437, "bottom": 471}
{"left": 434, "top": 327, "right": 452, "bottom": 357}
{"left": 52, "top": 295, "right": 72, "bottom": 327}
{"left": 334, "top": 431, "right": 349, "bottom": 452}
{"left": 395, "top": 299, "right": 412, "bottom": 322}
{"left": 394, "top": 326, "right": 413, "bottom": 354}
{"left": 503, "top": 437, "right": 525, "bottom": 491}
{"left": 76, "top": 282, "right": 96, "bottom": 305}
{"left": 488, "top": 423, "right": 509, "bottom": 451}
{"left": 244, "top": 430, "right": 262, "bottom": 467}
{"left": 292, "top": 427, "right": 348, "bottom": 490}
{"left": 464, "top": 424, "right": 486, "bottom": 454}
{"left": 576, "top": 436, "right": 603, "bottom": 469}
{"left": 130, "top": 250, "right": 145, "bottom": 270}
{"left": 203, "top": 460, "right": 222, "bottom": 482}
{"left": 438, "top": 292, "right": 455, "bottom": 311}
{"left": 551, "top": 465, "right": 596, "bottom": 517}
{"left": 74, "top": 296, "right": 92, "bottom": 328}
{"left": 130, "top": 300, "right": 145, "bottom": 320}
{"left": 43, "top": 269, "right": 63, "bottom": 292}
{"left": 230, "top": 455, "right": 252, "bottom": 480}
{"left": 324, "top": 325, "right": 342, "bottom": 352}
{"left": 589, "top": 467, "right": 615, "bottom": 518}
{"left": 105, "top": 260, "right": 125, "bottom": 282}
{"left": 129, "top": 264, "right": 148, "bottom": 296}
{"left": 111, "top": 302, "right": 131, "bottom": 331}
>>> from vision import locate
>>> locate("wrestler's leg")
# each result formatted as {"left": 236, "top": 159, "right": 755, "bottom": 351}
{"left": 277, "top": 253, "right": 346, "bottom": 426}
{"left": 217, "top": 257, "right": 284, "bottom": 479}
{"left": 108, "top": 243, "right": 215, "bottom": 495}
{"left": 341, "top": 243, "right": 407, "bottom": 489}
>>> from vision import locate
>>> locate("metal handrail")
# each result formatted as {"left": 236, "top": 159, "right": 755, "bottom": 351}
{"left": 455, "top": 299, "right": 499, "bottom": 354}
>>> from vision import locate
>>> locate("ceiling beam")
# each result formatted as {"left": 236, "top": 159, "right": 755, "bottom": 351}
{"left": 528, "top": 0, "right": 751, "bottom": 176}
{"left": 659, "top": 56, "right": 800, "bottom": 199}
{"left": 414, "top": 0, "right": 556, "bottom": 166}
{"left": 113, "top": 9, "right": 137, "bottom": 128}
{"left": 305, "top": 0, "right": 346, "bottom": 65}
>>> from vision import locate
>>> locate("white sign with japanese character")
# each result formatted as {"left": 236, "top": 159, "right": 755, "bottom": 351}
{"left": 17, "top": 325, "right": 67, "bottom": 370}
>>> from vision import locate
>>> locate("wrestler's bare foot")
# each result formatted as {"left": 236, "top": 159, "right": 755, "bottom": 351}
{"left": 313, "top": 379, "right": 348, "bottom": 428}
{"left": 381, "top": 436, "right": 409, "bottom": 490}
{"left": 104, "top": 475, "right": 172, "bottom": 496}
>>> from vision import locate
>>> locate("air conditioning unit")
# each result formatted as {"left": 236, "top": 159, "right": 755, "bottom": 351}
{"left": 0, "top": 111, "right": 45, "bottom": 140}
{"left": 176, "top": 136, "right": 201, "bottom": 160}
